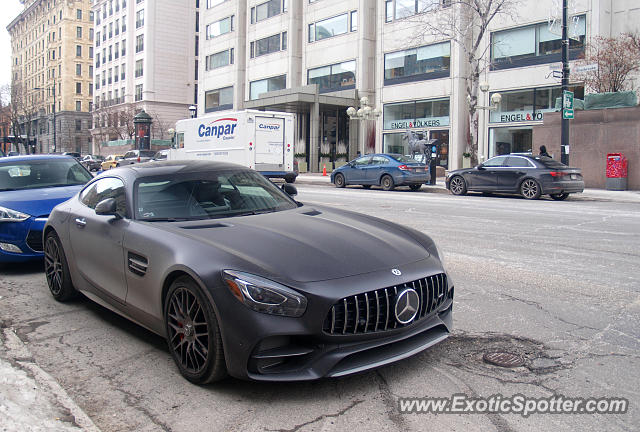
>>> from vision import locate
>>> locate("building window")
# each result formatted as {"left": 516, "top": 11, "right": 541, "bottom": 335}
{"left": 90, "top": 28, "right": 94, "bottom": 41}
{"left": 90, "top": 11, "right": 94, "bottom": 22}
{"left": 206, "top": 48, "right": 234, "bottom": 70}
{"left": 136, "top": 34, "right": 144, "bottom": 52}
{"left": 207, "top": 0, "right": 227, "bottom": 8}
{"left": 76, "top": 63, "right": 82, "bottom": 76}
{"left": 109, "top": 23, "right": 113, "bottom": 38}
{"left": 76, "top": 45, "right": 82, "bottom": 57}
{"left": 89, "top": 47, "right": 94, "bottom": 58}
{"left": 115, "top": 20, "right": 120, "bottom": 36}
{"left": 250, "top": 0, "right": 285, "bottom": 24}
{"left": 75, "top": 119, "right": 82, "bottom": 132}
{"left": 383, "top": 98, "right": 450, "bottom": 131}
{"left": 76, "top": 82, "right": 82, "bottom": 94}
{"left": 350, "top": 11, "right": 358, "bottom": 32}
{"left": 206, "top": 15, "right": 234, "bottom": 39}
{"left": 491, "top": 15, "right": 586, "bottom": 69}
{"left": 89, "top": 65, "right": 93, "bottom": 76}
{"left": 108, "top": 46, "right": 113, "bottom": 61}
{"left": 136, "top": 9, "right": 144, "bottom": 28}
{"left": 121, "top": 64, "right": 126, "bottom": 80}
{"left": 204, "top": 86, "right": 233, "bottom": 112}
{"left": 115, "top": 43, "right": 119, "bottom": 59}
{"left": 249, "top": 75, "right": 286, "bottom": 100}
{"left": 96, "top": 32, "right": 101, "bottom": 46}
{"left": 135, "top": 59, "right": 143, "bottom": 77}
{"left": 89, "top": 83, "right": 93, "bottom": 96}
{"left": 122, "top": 40, "right": 126, "bottom": 56}
{"left": 122, "top": 16, "right": 127, "bottom": 32}
{"left": 250, "top": 33, "right": 286, "bottom": 58}
{"left": 135, "top": 84, "right": 143, "bottom": 101}
{"left": 77, "top": 9, "right": 82, "bottom": 20}
{"left": 108, "top": 68, "right": 113, "bottom": 84}
{"left": 308, "top": 60, "right": 355, "bottom": 93}
{"left": 76, "top": 26, "right": 83, "bottom": 39}
{"left": 308, "top": 12, "right": 355, "bottom": 43}
{"left": 76, "top": 101, "right": 82, "bottom": 111}
{"left": 384, "top": 41, "right": 450, "bottom": 84}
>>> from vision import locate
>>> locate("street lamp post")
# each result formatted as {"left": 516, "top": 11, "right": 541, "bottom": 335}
{"left": 470, "top": 82, "right": 502, "bottom": 161}
{"left": 34, "top": 81, "right": 56, "bottom": 153}
{"left": 188, "top": 105, "right": 197, "bottom": 118}
{"left": 346, "top": 96, "right": 382, "bottom": 155}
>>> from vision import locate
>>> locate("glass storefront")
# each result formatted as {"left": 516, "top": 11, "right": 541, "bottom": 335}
{"left": 382, "top": 98, "right": 450, "bottom": 168}
{"left": 489, "top": 126, "right": 533, "bottom": 156}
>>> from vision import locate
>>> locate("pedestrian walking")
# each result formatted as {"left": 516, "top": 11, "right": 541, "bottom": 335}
{"left": 539, "top": 145, "right": 551, "bottom": 158}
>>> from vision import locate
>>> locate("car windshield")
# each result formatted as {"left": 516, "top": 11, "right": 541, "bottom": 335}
{"left": 534, "top": 156, "right": 568, "bottom": 169}
{"left": 0, "top": 158, "right": 93, "bottom": 191}
{"left": 95, "top": 155, "right": 105, "bottom": 160}
{"left": 135, "top": 169, "right": 298, "bottom": 221}
{"left": 139, "top": 151, "right": 156, "bottom": 158}
{"left": 388, "top": 154, "right": 419, "bottom": 163}
{"left": 115, "top": 155, "right": 124, "bottom": 160}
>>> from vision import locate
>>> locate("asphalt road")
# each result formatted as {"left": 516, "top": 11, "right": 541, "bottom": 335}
{"left": 1, "top": 184, "right": 638, "bottom": 432}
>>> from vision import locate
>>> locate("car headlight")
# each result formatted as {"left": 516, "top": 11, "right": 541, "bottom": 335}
{"left": 0, "top": 206, "right": 30, "bottom": 222}
{"left": 222, "top": 270, "right": 307, "bottom": 317}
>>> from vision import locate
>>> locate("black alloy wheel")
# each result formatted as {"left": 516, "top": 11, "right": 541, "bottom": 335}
{"left": 44, "top": 232, "right": 76, "bottom": 301}
{"left": 550, "top": 193, "right": 569, "bottom": 201}
{"left": 520, "top": 179, "right": 542, "bottom": 200}
{"left": 449, "top": 176, "right": 467, "bottom": 196}
{"left": 409, "top": 184, "right": 422, "bottom": 191}
{"left": 334, "top": 173, "right": 346, "bottom": 188}
{"left": 165, "top": 277, "right": 226, "bottom": 384}
{"left": 381, "top": 175, "right": 395, "bottom": 191}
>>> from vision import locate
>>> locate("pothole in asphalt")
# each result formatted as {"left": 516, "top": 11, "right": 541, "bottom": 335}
{"left": 483, "top": 351, "right": 524, "bottom": 368}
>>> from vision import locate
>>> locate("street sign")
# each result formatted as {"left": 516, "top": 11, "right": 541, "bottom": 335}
{"left": 563, "top": 90, "right": 574, "bottom": 120}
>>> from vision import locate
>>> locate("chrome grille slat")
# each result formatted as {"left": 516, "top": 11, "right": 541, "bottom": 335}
{"left": 323, "top": 273, "right": 449, "bottom": 335}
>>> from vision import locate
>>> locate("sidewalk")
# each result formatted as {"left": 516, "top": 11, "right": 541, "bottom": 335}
{"left": 0, "top": 328, "right": 100, "bottom": 432}
{"left": 293, "top": 173, "right": 640, "bottom": 203}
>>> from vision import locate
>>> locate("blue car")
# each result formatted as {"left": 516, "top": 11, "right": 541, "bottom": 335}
{"left": 0, "top": 155, "right": 93, "bottom": 262}
{"left": 331, "top": 153, "right": 430, "bottom": 191}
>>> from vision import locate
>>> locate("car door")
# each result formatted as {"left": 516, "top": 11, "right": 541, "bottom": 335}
{"left": 69, "top": 177, "right": 129, "bottom": 302}
{"left": 365, "top": 156, "right": 389, "bottom": 184}
{"left": 499, "top": 156, "right": 535, "bottom": 192}
{"left": 344, "top": 156, "right": 372, "bottom": 183}
{"left": 465, "top": 156, "right": 507, "bottom": 191}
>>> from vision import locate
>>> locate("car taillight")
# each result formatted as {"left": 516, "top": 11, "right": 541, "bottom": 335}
{"left": 550, "top": 171, "right": 568, "bottom": 177}
{"left": 398, "top": 165, "right": 409, "bottom": 171}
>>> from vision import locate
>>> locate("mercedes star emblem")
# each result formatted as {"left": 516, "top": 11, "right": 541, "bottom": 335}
{"left": 394, "top": 288, "right": 420, "bottom": 324}
{"left": 391, "top": 269, "right": 402, "bottom": 276}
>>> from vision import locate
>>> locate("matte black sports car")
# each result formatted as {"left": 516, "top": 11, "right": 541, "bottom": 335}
{"left": 44, "top": 161, "right": 453, "bottom": 384}
{"left": 446, "top": 154, "right": 584, "bottom": 200}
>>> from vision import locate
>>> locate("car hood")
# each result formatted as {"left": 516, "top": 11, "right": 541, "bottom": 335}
{"left": 0, "top": 185, "right": 83, "bottom": 217}
{"left": 164, "top": 206, "right": 431, "bottom": 283}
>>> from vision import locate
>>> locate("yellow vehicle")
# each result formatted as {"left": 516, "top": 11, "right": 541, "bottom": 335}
{"left": 101, "top": 154, "right": 124, "bottom": 170}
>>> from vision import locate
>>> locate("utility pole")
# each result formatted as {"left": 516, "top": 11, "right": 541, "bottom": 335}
{"left": 561, "top": 0, "right": 570, "bottom": 165}
{"left": 52, "top": 80, "right": 56, "bottom": 153}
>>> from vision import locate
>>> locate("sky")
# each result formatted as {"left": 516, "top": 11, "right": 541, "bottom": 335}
{"left": 1, "top": 0, "right": 26, "bottom": 90}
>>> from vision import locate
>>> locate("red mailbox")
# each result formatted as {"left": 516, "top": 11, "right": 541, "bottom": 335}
{"left": 606, "top": 153, "right": 628, "bottom": 178}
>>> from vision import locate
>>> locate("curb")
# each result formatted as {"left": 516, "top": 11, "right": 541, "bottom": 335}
{"left": 1, "top": 328, "right": 101, "bottom": 432}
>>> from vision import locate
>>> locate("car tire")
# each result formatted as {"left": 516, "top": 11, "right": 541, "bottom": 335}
{"left": 449, "top": 176, "right": 467, "bottom": 196}
{"left": 164, "top": 276, "right": 227, "bottom": 384}
{"left": 409, "top": 184, "right": 422, "bottom": 191}
{"left": 362, "top": 185, "right": 372, "bottom": 189}
{"left": 381, "top": 175, "right": 395, "bottom": 191}
{"left": 520, "top": 178, "right": 542, "bottom": 200}
{"left": 550, "top": 193, "right": 569, "bottom": 201}
{"left": 334, "top": 173, "right": 346, "bottom": 188}
{"left": 44, "top": 231, "right": 77, "bottom": 302}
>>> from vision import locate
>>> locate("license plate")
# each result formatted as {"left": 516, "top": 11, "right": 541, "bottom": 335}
{"left": 570, "top": 174, "right": 577, "bottom": 180}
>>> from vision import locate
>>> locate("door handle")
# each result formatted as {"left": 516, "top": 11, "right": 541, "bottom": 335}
{"left": 75, "top": 217, "right": 87, "bottom": 227}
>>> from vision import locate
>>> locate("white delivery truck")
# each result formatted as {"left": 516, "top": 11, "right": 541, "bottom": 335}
{"left": 170, "top": 110, "right": 297, "bottom": 182}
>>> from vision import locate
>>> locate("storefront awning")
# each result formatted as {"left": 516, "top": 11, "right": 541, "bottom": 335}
{"left": 243, "top": 84, "right": 358, "bottom": 113}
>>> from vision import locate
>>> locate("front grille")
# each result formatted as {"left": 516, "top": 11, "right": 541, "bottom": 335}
{"left": 26, "top": 230, "right": 43, "bottom": 252}
{"left": 323, "top": 273, "right": 449, "bottom": 335}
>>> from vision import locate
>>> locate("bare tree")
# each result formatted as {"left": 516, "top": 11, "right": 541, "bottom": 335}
{"left": 576, "top": 33, "right": 640, "bottom": 93}
{"left": 150, "top": 111, "right": 172, "bottom": 141}
{"left": 406, "top": 0, "right": 518, "bottom": 165}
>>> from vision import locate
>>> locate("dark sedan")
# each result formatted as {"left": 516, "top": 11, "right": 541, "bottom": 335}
{"left": 446, "top": 154, "right": 584, "bottom": 200}
{"left": 80, "top": 154, "right": 105, "bottom": 171}
{"left": 331, "top": 153, "right": 429, "bottom": 191}
{"left": 44, "top": 161, "right": 453, "bottom": 384}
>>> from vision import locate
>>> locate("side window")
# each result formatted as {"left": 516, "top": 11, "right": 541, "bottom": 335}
{"left": 353, "top": 156, "right": 371, "bottom": 166}
{"left": 80, "top": 177, "right": 127, "bottom": 216}
{"left": 483, "top": 156, "right": 508, "bottom": 167}
{"left": 373, "top": 156, "right": 389, "bottom": 165}
{"left": 505, "top": 157, "right": 534, "bottom": 168}
{"left": 124, "top": 151, "right": 134, "bottom": 158}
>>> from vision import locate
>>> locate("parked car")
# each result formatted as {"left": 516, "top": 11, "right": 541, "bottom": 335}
{"left": 43, "top": 160, "right": 453, "bottom": 384}
{"left": 62, "top": 151, "right": 82, "bottom": 160}
{"left": 100, "top": 154, "right": 124, "bottom": 171}
{"left": 116, "top": 149, "right": 157, "bottom": 166}
{"left": 8, "top": 151, "right": 20, "bottom": 156}
{"left": 152, "top": 149, "right": 169, "bottom": 161}
{"left": 446, "top": 154, "right": 584, "bottom": 200}
{"left": 80, "top": 154, "right": 105, "bottom": 171}
{"left": 331, "top": 153, "right": 429, "bottom": 191}
{"left": 0, "top": 155, "right": 93, "bottom": 262}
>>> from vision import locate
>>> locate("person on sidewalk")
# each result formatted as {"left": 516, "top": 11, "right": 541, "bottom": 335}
{"left": 539, "top": 145, "right": 551, "bottom": 158}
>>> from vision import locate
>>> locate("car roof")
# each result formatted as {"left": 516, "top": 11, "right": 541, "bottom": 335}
{"left": 107, "top": 160, "right": 251, "bottom": 180}
{"left": 0, "top": 154, "right": 75, "bottom": 163}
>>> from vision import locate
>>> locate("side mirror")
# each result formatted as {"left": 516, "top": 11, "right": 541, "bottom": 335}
{"left": 281, "top": 183, "right": 297, "bottom": 197}
{"left": 477, "top": 164, "right": 485, "bottom": 170}
{"left": 95, "top": 198, "right": 121, "bottom": 218}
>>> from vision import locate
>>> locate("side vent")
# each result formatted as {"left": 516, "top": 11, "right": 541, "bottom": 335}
{"left": 128, "top": 252, "right": 148, "bottom": 277}
{"left": 302, "top": 209, "right": 322, "bottom": 216}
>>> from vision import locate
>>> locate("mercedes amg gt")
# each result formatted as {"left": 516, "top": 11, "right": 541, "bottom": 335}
{"left": 44, "top": 161, "right": 453, "bottom": 384}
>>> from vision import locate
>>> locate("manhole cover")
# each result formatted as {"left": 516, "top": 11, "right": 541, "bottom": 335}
{"left": 483, "top": 352, "right": 524, "bottom": 368}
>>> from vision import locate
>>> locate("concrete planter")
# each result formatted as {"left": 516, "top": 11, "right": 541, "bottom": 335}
{"left": 334, "top": 161, "right": 347, "bottom": 169}
{"left": 297, "top": 161, "right": 308, "bottom": 173}
{"left": 462, "top": 157, "right": 471, "bottom": 168}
